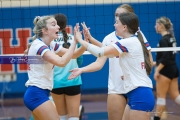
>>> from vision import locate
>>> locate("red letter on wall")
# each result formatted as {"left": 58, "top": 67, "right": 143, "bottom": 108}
{"left": 0, "top": 28, "right": 31, "bottom": 73}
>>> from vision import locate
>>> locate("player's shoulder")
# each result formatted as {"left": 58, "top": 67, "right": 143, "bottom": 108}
{"left": 29, "top": 39, "right": 48, "bottom": 54}
{"left": 120, "top": 36, "right": 138, "bottom": 44}
{"left": 103, "top": 31, "right": 116, "bottom": 41}
{"left": 32, "top": 39, "right": 46, "bottom": 47}
{"left": 104, "top": 31, "right": 116, "bottom": 38}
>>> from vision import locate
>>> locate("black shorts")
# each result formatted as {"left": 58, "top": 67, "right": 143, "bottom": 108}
{"left": 51, "top": 85, "right": 81, "bottom": 96}
{"left": 160, "top": 64, "right": 179, "bottom": 79}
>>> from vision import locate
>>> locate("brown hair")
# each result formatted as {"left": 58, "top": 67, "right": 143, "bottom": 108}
{"left": 54, "top": 13, "right": 69, "bottom": 48}
{"left": 119, "top": 12, "right": 152, "bottom": 75}
{"left": 118, "top": 4, "right": 134, "bottom": 13}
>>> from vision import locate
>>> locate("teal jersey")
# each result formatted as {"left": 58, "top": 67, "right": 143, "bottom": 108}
{"left": 53, "top": 33, "right": 82, "bottom": 88}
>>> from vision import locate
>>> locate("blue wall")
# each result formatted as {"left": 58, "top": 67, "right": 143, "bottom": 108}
{"left": 0, "top": 1, "right": 180, "bottom": 95}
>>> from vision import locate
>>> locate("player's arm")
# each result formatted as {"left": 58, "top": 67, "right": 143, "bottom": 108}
{"left": 26, "top": 41, "right": 86, "bottom": 59}
{"left": 155, "top": 63, "right": 164, "bottom": 72}
{"left": 154, "top": 40, "right": 169, "bottom": 80}
{"left": 88, "top": 36, "right": 103, "bottom": 47}
{"left": 68, "top": 56, "right": 107, "bottom": 79}
{"left": 43, "top": 40, "right": 77, "bottom": 67}
{"left": 56, "top": 45, "right": 86, "bottom": 59}
{"left": 78, "top": 31, "right": 119, "bottom": 57}
{"left": 81, "top": 22, "right": 103, "bottom": 47}
{"left": 76, "top": 37, "right": 119, "bottom": 57}
{"left": 154, "top": 63, "right": 164, "bottom": 80}
{"left": 82, "top": 56, "right": 107, "bottom": 72}
{"left": 75, "top": 25, "right": 118, "bottom": 57}
{"left": 56, "top": 24, "right": 87, "bottom": 58}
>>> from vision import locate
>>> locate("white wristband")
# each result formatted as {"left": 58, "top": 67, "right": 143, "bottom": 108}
{"left": 87, "top": 44, "right": 104, "bottom": 57}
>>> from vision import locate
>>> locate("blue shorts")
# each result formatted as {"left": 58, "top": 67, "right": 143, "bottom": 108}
{"left": 23, "top": 86, "right": 50, "bottom": 111}
{"left": 127, "top": 87, "right": 155, "bottom": 112}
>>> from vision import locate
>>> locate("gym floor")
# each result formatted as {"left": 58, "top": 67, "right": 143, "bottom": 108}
{"left": 0, "top": 93, "right": 180, "bottom": 120}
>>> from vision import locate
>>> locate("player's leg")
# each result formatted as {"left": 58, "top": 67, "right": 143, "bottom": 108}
{"left": 65, "top": 85, "right": 81, "bottom": 120}
{"left": 122, "top": 104, "right": 130, "bottom": 120}
{"left": 169, "top": 77, "right": 180, "bottom": 104}
{"left": 123, "top": 102, "right": 150, "bottom": 120}
{"left": 31, "top": 112, "right": 39, "bottom": 120}
{"left": 107, "top": 94, "right": 126, "bottom": 120}
{"left": 24, "top": 86, "right": 59, "bottom": 120}
{"left": 33, "top": 100, "right": 59, "bottom": 120}
{"left": 51, "top": 89, "right": 68, "bottom": 120}
{"left": 154, "top": 74, "right": 171, "bottom": 120}
{"left": 129, "top": 110, "right": 150, "bottom": 120}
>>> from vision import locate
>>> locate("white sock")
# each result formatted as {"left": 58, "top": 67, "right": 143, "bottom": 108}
{"left": 68, "top": 117, "right": 79, "bottom": 120}
{"left": 60, "top": 115, "right": 68, "bottom": 120}
{"left": 79, "top": 105, "right": 82, "bottom": 116}
{"left": 175, "top": 95, "right": 180, "bottom": 105}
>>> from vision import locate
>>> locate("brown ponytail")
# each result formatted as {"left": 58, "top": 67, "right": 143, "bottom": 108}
{"left": 137, "top": 31, "right": 152, "bottom": 75}
{"left": 54, "top": 13, "right": 70, "bottom": 48}
{"left": 62, "top": 28, "right": 69, "bottom": 48}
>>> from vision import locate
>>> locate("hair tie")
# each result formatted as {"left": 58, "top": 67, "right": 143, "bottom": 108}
{"left": 137, "top": 27, "right": 141, "bottom": 33}
{"left": 37, "top": 16, "right": 41, "bottom": 21}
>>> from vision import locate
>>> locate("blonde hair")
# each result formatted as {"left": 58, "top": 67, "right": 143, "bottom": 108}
{"left": 156, "top": 16, "right": 175, "bottom": 37}
{"left": 32, "top": 15, "right": 53, "bottom": 40}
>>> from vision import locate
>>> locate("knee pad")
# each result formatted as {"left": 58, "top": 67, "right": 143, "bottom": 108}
{"left": 156, "top": 98, "right": 166, "bottom": 105}
{"left": 175, "top": 95, "right": 180, "bottom": 105}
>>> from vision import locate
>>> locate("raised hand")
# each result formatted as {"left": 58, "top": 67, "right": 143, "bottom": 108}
{"left": 74, "top": 23, "right": 82, "bottom": 42}
{"left": 68, "top": 68, "right": 83, "bottom": 80}
{"left": 81, "top": 22, "right": 92, "bottom": 42}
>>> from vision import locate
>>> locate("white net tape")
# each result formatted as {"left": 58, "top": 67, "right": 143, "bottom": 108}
{"left": 0, "top": 47, "right": 180, "bottom": 56}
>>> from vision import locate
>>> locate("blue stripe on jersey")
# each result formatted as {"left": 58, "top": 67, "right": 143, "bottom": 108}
{"left": 115, "top": 42, "right": 128, "bottom": 52}
{"left": 145, "top": 42, "right": 150, "bottom": 48}
{"left": 37, "top": 46, "right": 49, "bottom": 55}
{"left": 54, "top": 43, "right": 60, "bottom": 51}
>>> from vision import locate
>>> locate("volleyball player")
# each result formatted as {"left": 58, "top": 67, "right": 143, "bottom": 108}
{"left": 70, "top": 12, "right": 155, "bottom": 120}
{"left": 153, "top": 16, "right": 180, "bottom": 120}
{"left": 70, "top": 4, "right": 153, "bottom": 120}
{"left": 50, "top": 13, "right": 84, "bottom": 120}
{"left": 23, "top": 15, "right": 78, "bottom": 120}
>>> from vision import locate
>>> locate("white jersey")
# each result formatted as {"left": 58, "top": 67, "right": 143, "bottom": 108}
{"left": 112, "top": 36, "right": 153, "bottom": 94}
{"left": 25, "top": 38, "right": 62, "bottom": 90}
{"left": 102, "top": 31, "right": 151, "bottom": 94}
